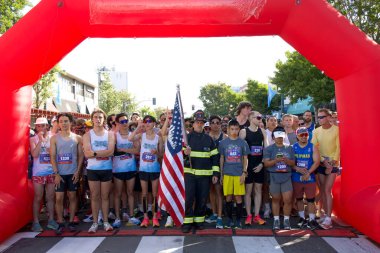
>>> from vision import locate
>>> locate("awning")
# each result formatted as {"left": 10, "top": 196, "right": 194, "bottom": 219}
{"left": 286, "top": 97, "right": 314, "bottom": 115}
{"left": 53, "top": 98, "right": 79, "bottom": 113}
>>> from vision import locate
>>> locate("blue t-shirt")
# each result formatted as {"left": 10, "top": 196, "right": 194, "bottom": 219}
{"left": 307, "top": 122, "right": 315, "bottom": 142}
{"left": 292, "top": 142, "right": 316, "bottom": 183}
{"left": 218, "top": 138, "right": 250, "bottom": 176}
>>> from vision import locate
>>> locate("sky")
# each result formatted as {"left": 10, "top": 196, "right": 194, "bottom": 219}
{"left": 26, "top": 1, "right": 294, "bottom": 116}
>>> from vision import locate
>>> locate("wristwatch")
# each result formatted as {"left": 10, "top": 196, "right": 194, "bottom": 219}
{"left": 94, "top": 152, "right": 97, "bottom": 157}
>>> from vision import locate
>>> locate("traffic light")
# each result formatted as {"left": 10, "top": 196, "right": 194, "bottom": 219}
{"left": 152, "top": 97, "right": 156, "bottom": 105}
{"left": 192, "top": 105, "right": 195, "bottom": 110}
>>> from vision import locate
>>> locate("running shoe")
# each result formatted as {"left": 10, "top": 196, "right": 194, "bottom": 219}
{"left": 73, "top": 216, "right": 80, "bottom": 224}
{"left": 216, "top": 218, "right": 223, "bottom": 229}
{"left": 181, "top": 224, "right": 192, "bottom": 233}
{"left": 297, "top": 217, "right": 307, "bottom": 228}
{"left": 273, "top": 219, "right": 280, "bottom": 230}
{"left": 55, "top": 223, "right": 64, "bottom": 235}
{"left": 68, "top": 222, "right": 77, "bottom": 232}
{"left": 104, "top": 222, "right": 114, "bottom": 232}
{"left": 284, "top": 219, "right": 291, "bottom": 230}
{"left": 31, "top": 222, "right": 43, "bottom": 232}
{"left": 264, "top": 208, "right": 272, "bottom": 219}
{"left": 165, "top": 216, "right": 174, "bottom": 228}
{"left": 307, "top": 219, "right": 319, "bottom": 230}
{"left": 253, "top": 215, "right": 266, "bottom": 225}
{"left": 234, "top": 221, "right": 242, "bottom": 230}
{"left": 152, "top": 218, "right": 160, "bottom": 228}
{"left": 245, "top": 214, "right": 253, "bottom": 225}
{"left": 140, "top": 218, "right": 149, "bottom": 228}
{"left": 224, "top": 219, "right": 234, "bottom": 229}
{"left": 128, "top": 217, "right": 141, "bottom": 226}
{"left": 47, "top": 220, "right": 59, "bottom": 230}
{"left": 112, "top": 218, "right": 121, "bottom": 228}
{"left": 205, "top": 214, "right": 218, "bottom": 223}
{"left": 83, "top": 214, "right": 93, "bottom": 223}
{"left": 320, "top": 219, "right": 333, "bottom": 230}
{"left": 122, "top": 212, "right": 130, "bottom": 222}
{"left": 88, "top": 223, "right": 98, "bottom": 233}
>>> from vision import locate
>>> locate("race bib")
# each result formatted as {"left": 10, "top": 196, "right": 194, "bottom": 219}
{"left": 142, "top": 152, "right": 156, "bottom": 163}
{"left": 120, "top": 153, "right": 133, "bottom": 160}
{"left": 39, "top": 154, "right": 51, "bottom": 164}
{"left": 250, "top": 146, "right": 262, "bottom": 156}
{"left": 57, "top": 153, "right": 73, "bottom": 164}
{"left": 275, "top": 162, "right": 287, "bottom": 172}
{"left": 96, "top": 157, "right": 109, "bottom": 161}
{"left": 297, "top": 161, "right": 308, "bottom": 168}
{"left": 226, "top": 147, "right": 241, "bottom": 163}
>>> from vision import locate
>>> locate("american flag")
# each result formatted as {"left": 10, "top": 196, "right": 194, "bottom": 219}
{"left": 158, "top": 91, "right": 185, "bottom": 226}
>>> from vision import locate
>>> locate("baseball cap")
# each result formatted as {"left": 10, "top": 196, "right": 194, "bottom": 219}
{"left": 296, "top": 127, "right": 309, "bottom": 135}
{"left": 204, "top": 122, "right": 210, "bottom": 127}
{"left": 35, "top": 117, "right": 48, "bottom": 125}
{"left": 272, "top": 126, "right": 286, "bottom": 138}
{"left": 193, "top": 110, "right": 206, "bottom": 122}
{"left": 84, "top": 120, "right": 93, "bottom": 127}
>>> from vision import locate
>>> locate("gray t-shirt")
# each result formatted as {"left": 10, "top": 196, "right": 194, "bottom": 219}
{"left": 219, "top": 137, "right": 250, "bottom": 176}
{"left": 287, "top": 132, "right": 298, "bottom": 145}
{"left": 263, "top": 144, "right": 294, "bottom": 183}
{"left": 56, "top": 133, "right": 79, "bottom": 175}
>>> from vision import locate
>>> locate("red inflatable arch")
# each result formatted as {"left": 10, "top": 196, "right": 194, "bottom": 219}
{"left": 0, "top": 0, "right": 379, "bottom": 242}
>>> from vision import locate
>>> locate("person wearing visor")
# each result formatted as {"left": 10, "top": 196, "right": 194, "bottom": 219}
{"left": 182, "top": 110, "right": 220, "bottom": 233}
{"left": 292, "top": 127, "right": 320, "bottom": 230}
{"left": 128, "top": 115, "right": 164, "bottom": 228}
{"left": 263, "top": 126, "right": 295, "bottom": 230}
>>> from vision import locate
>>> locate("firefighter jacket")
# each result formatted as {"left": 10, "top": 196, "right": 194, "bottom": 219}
{"left": 184, "top": 131, "right": 220, "bottom": 177}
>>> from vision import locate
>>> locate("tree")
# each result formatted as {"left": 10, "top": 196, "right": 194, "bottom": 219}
{"left": 199, "top": 83, "right": 244, "bottom": 117}
{"left": 270, "top": 51, "right": 335, "bottom": 107}
{"left": 98, "top": 73, "right": 119, "bottom": 115}
{"left": 328, "top": 0, "right": 380, "bottom": 43}
{"left": 0, "top": 0, "right": 30, "bottom": 33}
{"left": 139, "top": 105, "right": 156, "bottom": 118}
{"left": 154, "top": 106, "right": 167, "bottom": 119}
{"left": 33, "top": 65, "right": 60, "bottom": 108}
{"left": 244, "top": 79, "right": 281, "bottom": 115}
{"left": 118, "top": 90, "right": 138, "bottom": 116}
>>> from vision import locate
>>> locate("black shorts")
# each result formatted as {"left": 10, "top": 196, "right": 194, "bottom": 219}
{"left": 245, "top": 165, "right": 265, "bottom": 184}
{"left": 87, "top": 169, "right": 113, "bottom": 182}
{"left": 113, "top": 171, "right": 137, "bottom": 181}
{"left": 55, "top": 174, "right": 79, "bottom": 192}
{"left": 139, "top": 171, "right": 160, "bottom": 181}
{"left": 316, "top": 165, "right": 339, "bottom": 175}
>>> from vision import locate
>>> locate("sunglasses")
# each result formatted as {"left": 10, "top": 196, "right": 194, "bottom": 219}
{"left": 210, "top": 121, "right": 220, "bottom": 125}
{"left": 144, "top": 119, "right": 153, "bottom": 124}
{"left": 298, "top": 133, "right": 309, "bottom": 137}
{"left": 299, "top": 122, "right": 305, "bottom": 126}
{"left": 119, "top": 119, "right": 129, "bottom": 125}
{"left": 318, "top": 115, "right": 327, "bottom": 119}
{"left": 256, "top": 116, "right": 262, "bottom": 120}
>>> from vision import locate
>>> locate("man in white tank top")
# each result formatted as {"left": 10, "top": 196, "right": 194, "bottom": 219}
{"left": 83, "top": 108, "right": 115, "bottom": 233}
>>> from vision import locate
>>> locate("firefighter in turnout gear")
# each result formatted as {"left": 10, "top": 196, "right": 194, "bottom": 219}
{"left": 182, "top": 110, "right": 220, "bottom": 233}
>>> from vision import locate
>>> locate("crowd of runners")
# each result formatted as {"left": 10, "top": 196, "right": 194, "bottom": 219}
{"left": 29, "top": 101, "right": 340, "bottom": 234}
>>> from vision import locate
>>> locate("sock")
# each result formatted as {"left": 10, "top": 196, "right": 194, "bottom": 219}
{"left": 236, "top": 203, "right": 243, "bottom": 221}
{"left": 298, "top": 211, "right": 305, "bottom": 219}
{"left": 274, "top": 216, "right": 280, "bottom": 221}
{"left": 284, "top": 215, "right": 290, "bottom": 220}
{"left": 309, "top": 213, "right": 316, "bottom": 220}
{"left": 226, "top": 201, "right": 233, "bottom": 220}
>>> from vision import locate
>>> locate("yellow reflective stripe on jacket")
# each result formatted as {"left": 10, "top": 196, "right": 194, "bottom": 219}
{"left": 184, "top": 167, "right": 213, "bottom": 176}
{"left": 210, "top": 148, "right": 218, "bottom": 156}
{"left": 194, "top": 216, "right": 205, "bottom": 223}
{"left": 212, "top": 166, "right": 220, "bottom": 172}
{"left": 190, "top": 151, "right": 210, "bottom": 158}
{"left": 184, "top": 217, "right": 194, "bottom": 224}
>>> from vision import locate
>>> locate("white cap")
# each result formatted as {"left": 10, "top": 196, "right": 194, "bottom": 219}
{"left": 35, "top": 117, "right": 48, "bottom": 125}
{"left": 204, "top": 122, "right": 210, "bottom": 127}
{"left": 273, "top": 131, "right": 286, "bottom": 138}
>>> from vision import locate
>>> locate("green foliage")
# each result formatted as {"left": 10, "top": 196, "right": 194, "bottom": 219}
{"left": 328, "top": 0, "right": 380, "bottom": 43}
{"left": 244, "top": 79, "right": 281, "bottom": 114}
{"left": 199, "top": 83, "right": 244, "bottom": 117}
{"left": 98, "top": 73, "right": 137, "bottom": 115}
{"left": 154, "top": 106, "right": 167, "bottom": 119}
{"left": 139, "top": 105, "right": 156, "bottom": 118}
{"left": 33, "top": 65, "right": 60, "bottom": 108}
{"left": 0, "top": 0, "right": 30, "bottom": 33}
{"left": 270, "top": 51, "right": 335, "bottom": 106}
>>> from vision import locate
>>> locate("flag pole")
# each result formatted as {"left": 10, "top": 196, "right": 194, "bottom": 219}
{"left": 176, "top": 84, "right": 188, "bottom": 146}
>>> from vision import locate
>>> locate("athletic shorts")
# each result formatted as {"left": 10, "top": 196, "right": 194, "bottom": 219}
{"left": 32, "top": 174, "right": 55, "bottom": 185}
{"left": 316, "top": 165, "right": 339, "bottom": 175}
{"left": 269, "top": 177, "right": 292, "bottom": 195}
{"left": 113, "top": 171, "right": 137, "bottom": 181}
{"left": 87, "top": 169, "right": 113, "bottom": 182}
{"left": 139, "top": 171, "right": 160, "bottom": 181}
{"left": 223, "top": 175, "right": 245, "bottom": 196}
{"left": 55, "top": 174, "right": 79, "bottom": 192}
{"left": 292, "top": 182, "right": 316, "bottom": 199}
{"left": 245, "top": 166, "right": 265, "bottom": 184}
